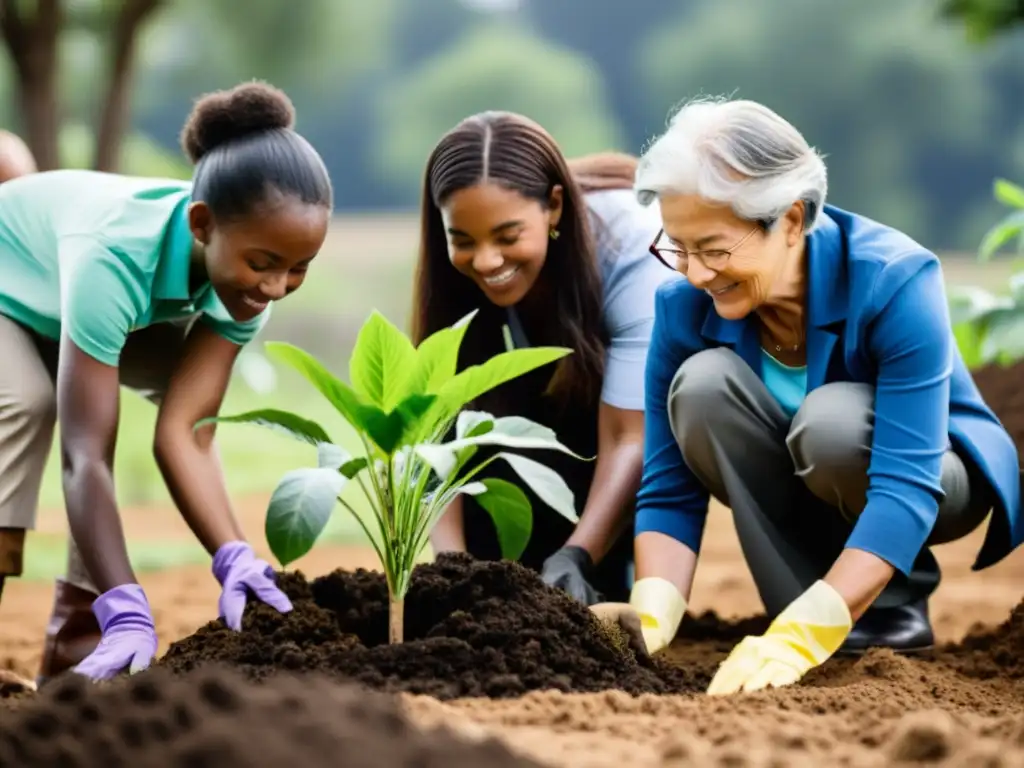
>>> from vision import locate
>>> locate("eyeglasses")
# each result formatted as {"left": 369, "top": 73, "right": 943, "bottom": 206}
{"left": 648, "top": 225, "right": 760, "bottom": 272}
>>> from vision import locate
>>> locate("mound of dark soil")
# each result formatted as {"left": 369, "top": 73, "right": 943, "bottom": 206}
{"left": 0, "top": 665, "right": 539, "bottom": 768}
{"left": 159, "top": 553, "right": 699, "bottom": 699}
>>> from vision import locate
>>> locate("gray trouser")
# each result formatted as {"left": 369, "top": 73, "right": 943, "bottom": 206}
{"left": 669, "top": 348, "right": 992, "bottom": 615}
{"left": 0, "top": 313, "right": 196, "bottom": 592}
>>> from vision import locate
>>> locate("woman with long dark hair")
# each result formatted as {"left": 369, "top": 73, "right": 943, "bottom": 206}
{"left": 415, "top": 112, "right": 678, "bottom": 604}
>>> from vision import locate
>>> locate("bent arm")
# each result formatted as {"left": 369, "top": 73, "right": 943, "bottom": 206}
{"left": 57, "top": 338, "right": 136, "bottom": 593}
{"left": 830, "top": 258, "right": 953, "bottom": 619}
{"left": 566, "top": 404, "right": 644, "bottom": 562}
{"left": 632, "top": 290, "right": 708, "bottom": 599}
{"left": 56, "top": 237, "right": 146, "bottom": 593}
{"left": 152, "top": 324, "right": 246, "bottom": 555}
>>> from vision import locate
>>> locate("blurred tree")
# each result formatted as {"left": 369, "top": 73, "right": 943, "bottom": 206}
{"left": 524, "top": 0, "right": 681, "bottom": 150}
{"left": 388, "top": 0, "right": 473, "bottom": 69}
{"left": 637, "top": 0, "right": 1010, "bottom": 249}
{"left": 943, "top": 0, "right": 1024, "bottom": 39}
{"left": 371, "top": 21, "right": 624, "bottom": 198}
{"left": 131, "top": 0, "right": 400, "bottom": 201}
{"left": 0, "top": 0, "right": 167, "bottom": 170}
{"left": 92, "top": 0, "right": 167, "bottom": 171}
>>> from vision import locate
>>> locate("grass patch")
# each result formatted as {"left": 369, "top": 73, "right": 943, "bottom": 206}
{"left": 22, "top": 514, "right": 385, "bottom": 583}
{"left": 22, "top": 533, "right": 208, "bottom": 583}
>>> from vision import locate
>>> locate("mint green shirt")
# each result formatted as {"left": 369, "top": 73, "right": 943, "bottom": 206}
{"left": 0, "top": 169, "right": 270, "bottom": 367}
{"left": 760, "top": 350, "right": 807, "bottom": 418}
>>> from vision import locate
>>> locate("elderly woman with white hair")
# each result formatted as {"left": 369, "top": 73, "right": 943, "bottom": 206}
{"left": 591, "top": 97, "right": 1022, "bottom": 695}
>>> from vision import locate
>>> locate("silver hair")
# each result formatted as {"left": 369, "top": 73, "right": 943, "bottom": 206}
{"left": 634, "top": 96, "right": 828, "bottom": 232}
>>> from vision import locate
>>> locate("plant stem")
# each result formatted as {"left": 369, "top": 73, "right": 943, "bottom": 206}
{"left": 388, "top": 588, "right": 404, "bottom": 644}
{"left": 337, "top": 495, "right": 386, "bottom": 566}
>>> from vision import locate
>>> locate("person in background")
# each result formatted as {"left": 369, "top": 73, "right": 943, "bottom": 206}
{"left": 418, "top": 111, "right": 679, "bottom": 605}
{"left": 590, "top": 96, "right": 1022, "bottom": 694}
{"left": 0, "top": 80, "right": 333, "bottom": 682}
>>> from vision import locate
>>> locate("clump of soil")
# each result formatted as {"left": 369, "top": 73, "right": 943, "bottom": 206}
{"left": 0, "top": 665, "right": 540, "bottom": 768}
{"left": 160, "top": 553, "right": 699, "bottom": 699}
{"left": 939, "top": 597, "right": 1024, "bottom": 681}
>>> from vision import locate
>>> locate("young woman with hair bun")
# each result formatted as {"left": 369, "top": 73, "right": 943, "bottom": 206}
{"left": 0, "top": 80, "right": 333, "bottom": 682}
{"left": 415, "top": 112, "right": 678, "bottom": 606}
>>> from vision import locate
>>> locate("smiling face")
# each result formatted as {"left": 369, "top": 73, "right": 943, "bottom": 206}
{"left": 657, "top": 193, "right": 804, "bottom": 319}
{"left": 439, "top": 181, "right": 563, "bottom": 308}
{"left": 189, "top": 193, "right": 331, "bottom": 322}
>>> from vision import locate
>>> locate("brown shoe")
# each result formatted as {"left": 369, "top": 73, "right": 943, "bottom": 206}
{"left": 37, "top": 578, "right": 101, "bottom": 685}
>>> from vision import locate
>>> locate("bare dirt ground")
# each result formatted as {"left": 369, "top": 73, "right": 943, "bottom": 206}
{"left": 2, "top": 495, "right": 1021, "bottom": 766}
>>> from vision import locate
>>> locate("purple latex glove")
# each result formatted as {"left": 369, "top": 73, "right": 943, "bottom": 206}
{"left": 73, "top": 583, "right": 158, "bottom": 681}
{"left": 212, "top": 541, "right": 293, "bottom": 631}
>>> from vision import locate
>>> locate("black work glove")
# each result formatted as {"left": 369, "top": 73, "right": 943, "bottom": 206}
{"left": 540, "top": 546, "right": 603, "bottom": 606}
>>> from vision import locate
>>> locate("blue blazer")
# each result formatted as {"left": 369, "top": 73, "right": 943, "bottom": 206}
{"left": 635, "top": 204, "right": 1022, "bottom": 576}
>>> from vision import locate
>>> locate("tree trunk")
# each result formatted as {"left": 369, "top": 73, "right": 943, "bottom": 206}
{"left": 0, "top": 0, "right": 63, "bottom": 170}
{"left": 92, "top": 0, "right": 163, "bottom": 172}
{"left": 388, "top": 591, "right": 404, "bottom": 644}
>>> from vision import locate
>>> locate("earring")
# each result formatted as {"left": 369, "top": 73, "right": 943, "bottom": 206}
{"left": 549, "top": 227, "right": 560, "bottom": 240}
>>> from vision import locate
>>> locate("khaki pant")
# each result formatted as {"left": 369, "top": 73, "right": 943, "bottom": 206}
{"left": 0, "top": 313, "right": 195, "bottom": 592}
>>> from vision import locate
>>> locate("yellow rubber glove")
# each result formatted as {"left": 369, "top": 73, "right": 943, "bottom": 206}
{"left": 706, "top": 580, "right": 852, "bottom": 696}
{"left": 628, "top": 577, "right": 688, "bottom": 655}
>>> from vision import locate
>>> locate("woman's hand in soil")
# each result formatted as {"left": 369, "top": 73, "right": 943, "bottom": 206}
{"left": 706, "top": 580, "right": 852, "bottom": 696}
{"left": 541, "top": 546, "right": 602, "bottom": 605}
{"left": 589, "top": 603, "right": 649, "bottom": 658}
{"left": 73, "top": 584, "right": 159, "bottom": 681}
{"left": 212, "top": 542, "right": 293, "bottom": 631}
{"left": 590, "top": 577, "right": 688, "bottom": 657}
{"left": 627, "top": 576, "right": 688, "bottom": 654}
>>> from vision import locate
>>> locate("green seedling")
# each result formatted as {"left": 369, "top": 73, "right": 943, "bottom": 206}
{"left": 199, "top": 309, "right": 585, "bottom": 643}
{"left": 948, "top": 177, "right": 1024, "bottom": 368}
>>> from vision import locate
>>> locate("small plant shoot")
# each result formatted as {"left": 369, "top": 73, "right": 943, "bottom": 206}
{"left": 200, "top": 310, "right": 585, "bottom": 643}
{"left": 948, "top": 177, "right": 1024, "bottom": 368}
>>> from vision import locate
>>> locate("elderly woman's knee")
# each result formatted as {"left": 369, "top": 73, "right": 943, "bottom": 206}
{"left": 668, "top": 348, "right": 746, "bottom": 419}
{"left": 787, "top": 382, "right": 873, "bottom": 473}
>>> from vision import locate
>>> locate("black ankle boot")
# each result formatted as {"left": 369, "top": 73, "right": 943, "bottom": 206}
{"left": 838, "top": 598, "right": 935, "bottom": 655}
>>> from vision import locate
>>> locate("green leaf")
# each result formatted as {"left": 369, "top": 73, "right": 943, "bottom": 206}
{"left": 196, "top": 408, "right": 332, "bottom": 447}
{"left": 318, "top": 443, "right": 350, "bottom": 470}
{"left": 497, "top": 452, "right": 578, "bottom": 523}
{"left": 473, "top": 478, "right": 533, "bottom": 560}
{"left": 946, "top": 285, "right": 1013, "bottom": 326}
{"left": 442, "top": 427, "right": 587, "bottom": 459}
{"left": 490, "top": 415, "right": 559, "bottom": 442}
{"left": 980, "top": 308, "right": 1024, "bottom": 364}
{"left": 437, "top": 347, "right": 572, "bottom": 415}
{"left": 264, "top": 341, "right": 371, "bottom": 426}
{"left": 455, "top": 410, "right": 495, "bottom": 439}
{"left": 265, "top": 341, "right": 430, "bottom": 455}
{"left": 340, "top": 457, "right": 369, "bottom": 478}
{"left": 995, "top": 178, "right": 1024, "bottom": 209}
{"left": 415, "top": 444, "right": 459, "bottom": 480}
{"left": 266, "top": 468, "right": 346, "bottom": 566}
{"left": 402, "top": 310, "right": 477, "bottom": 398}
{"left": 349, "top": 310, "right": 417, "bottom": 410}
{"left": 953, "top": 321, "right": 984, "bottom": 370}
{"left": 978, "top": 210, "right": 1024, "bottom": 261}
{"left": 1009, "top": 272, "right": 1024, "bottom": 304}
{"left": 393, "top": 393, "right": 439, "bottom": 450}
{"left": 457, "top": 481, "right": 487, "bottom": 496}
